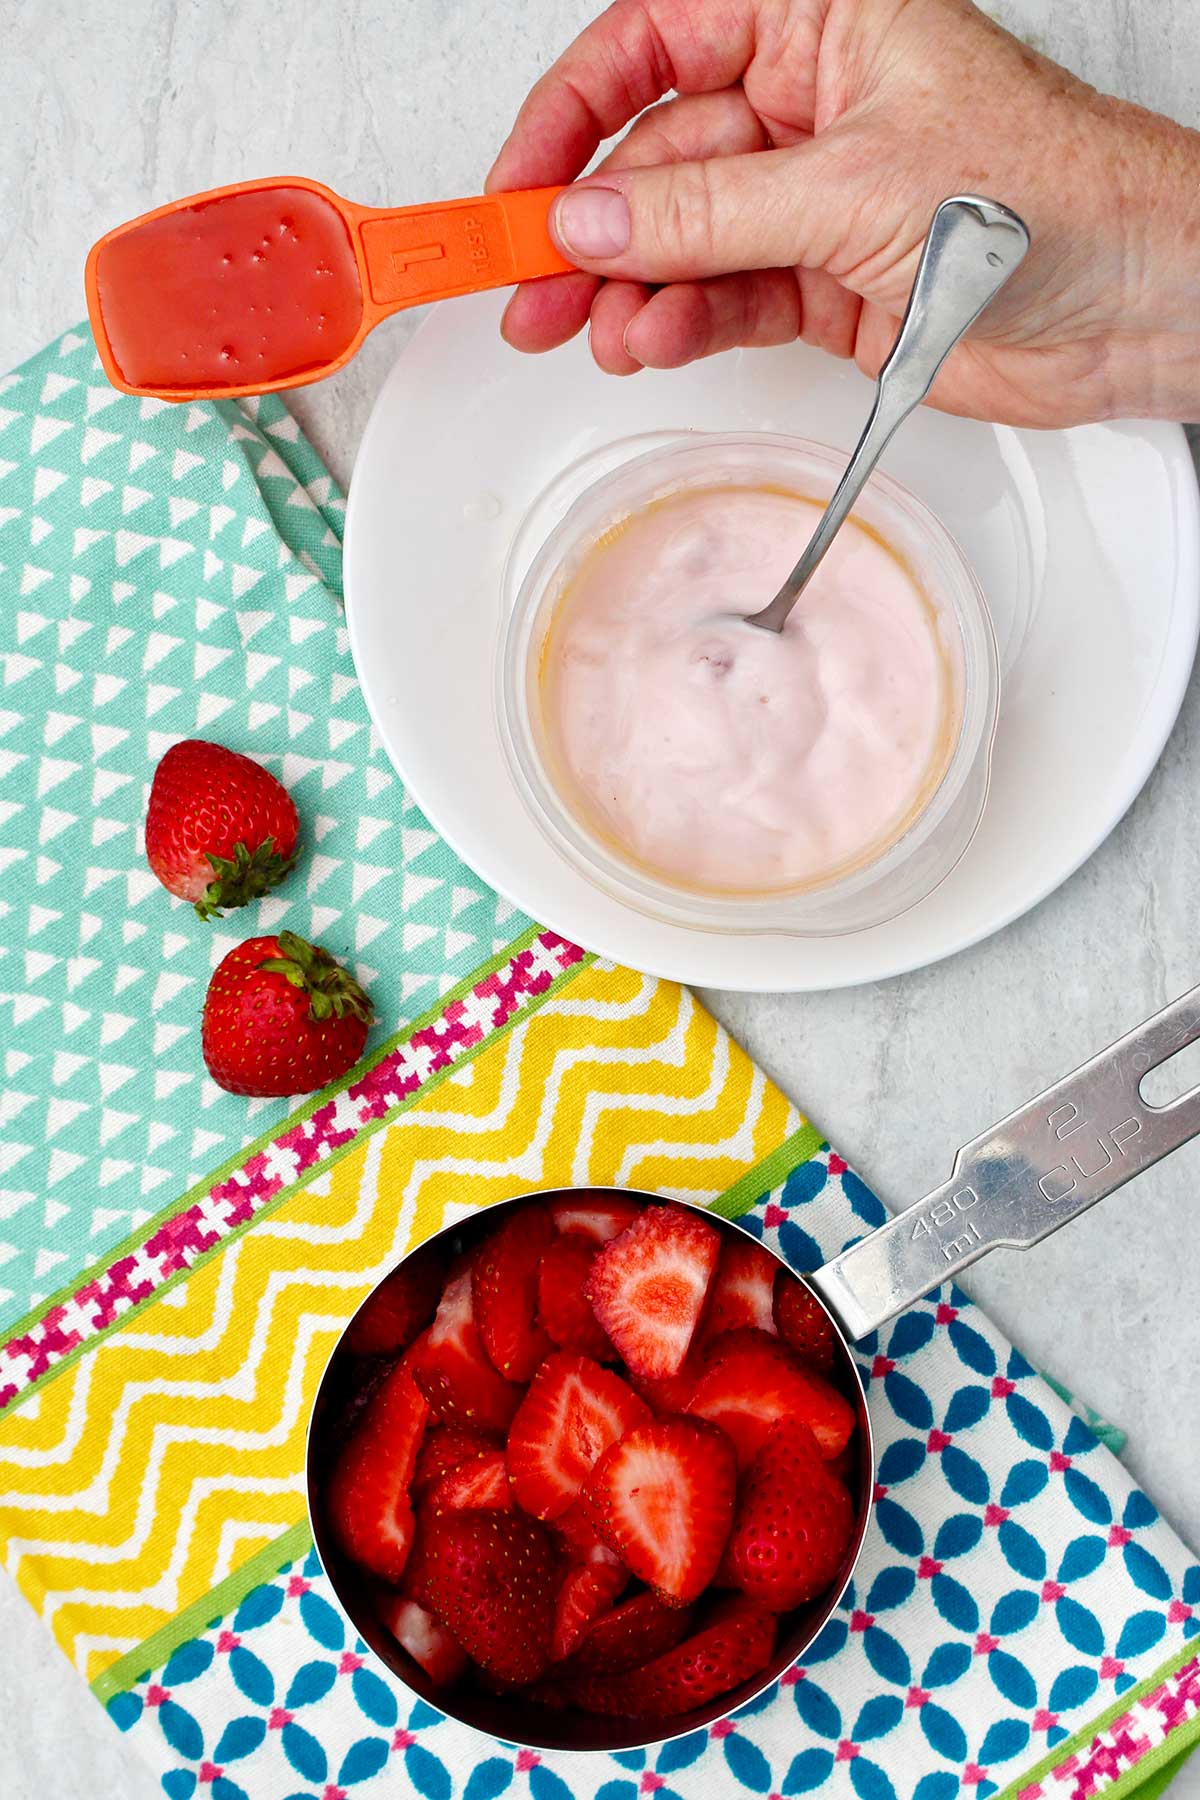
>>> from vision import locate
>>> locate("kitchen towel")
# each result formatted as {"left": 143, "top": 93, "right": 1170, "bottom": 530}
{"left": 0, "top": 326, "right": 1196, "bottom": 1800}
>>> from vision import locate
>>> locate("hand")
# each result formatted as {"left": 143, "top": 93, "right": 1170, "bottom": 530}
{"left": 487, "top": 0, "right": 1200, "bottom": 426}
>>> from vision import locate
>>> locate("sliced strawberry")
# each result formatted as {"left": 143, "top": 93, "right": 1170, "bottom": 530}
{"left": 551, "top": 1502, "right": 627, "bottom": 1578}
{"left": 326, "top": 1447, "right": 417, "bottom": 1586}
{"left": 520, "top": 1679, "right": 571, "bottom": 1710}
{"left": 370, "top": 1359, "right": 432, "bottom": 1465}
{"left": 705, "top": 1590, "right": 776, "bottom": 1625}
{"left": 726, "top": 1417, "right": 855, "bottom": 1608}
{"left": 537, "top": 1234, "right": 614, "bottom": 1360}
{"left": 552, "top": 1495, "right": 618, "bottom": 1563}
{"left": 569, "top": 1607, "right": 777, "bottom": 1717}
{"left": 585, "top": 1204, "right": 720, "bottom": 1380}
{"left": 474, "top": 1206, "right": 556, "bottom": 1382}
{"left": 699, "top": 1235, "right": 779, "bottom": 1341}
{"left": 400, "top": 1515, "right": 438, "bottom": 1610}
{"left": 507, "top": 1353, "right": 650, "bottom": 1521}
{"left": 400, "top": 1326, "right": 431, "bottom": 1375}
{"left": 828, "top": 1436, "right": 859, "bottom": 1488}
{"left": 626, "top": 1353, "right": 706, "bottom": 1417}
{"left": 712, "top": 1529, "right": 742, "bottom": 1591}
{"left": 329, "top": 1350, "right": 404, "bottom": 1445}
{"left": 551, "top": 1557, "right": 628, "bottom": 1662}
{"left": 686, "top": 1329, "right": 855, "bottom": 1468}
{"left": 422, "top": 1510, "right": 560, "bottom": 1685}
{"left": 580, "top": 1416, "right": 736, "bottom": 1605}
{"left": 325, "top": 1361, "right": 429, "bottom": 1583}
{"left": 425, "top": 1449, "right": 515, "bottom": 1515}
{"left": 582, "top": 1540, "right": 627, "bottom": 1573}
{"left": 379, "top": 1593, "right": 469, "bottom": 1688}
{"left": 773, "top": 1274, "right": 837, "bottom": 1371}
{"left": 346, "top": 1245, "right": 447, "bottom": 1357}
{"left": 566, "top": 1591, "right": 694, "bottom": 1676}
{"left": 412, "top": 1423, "right": 500, "bottom": 1501}
{"left": 548, "top": 1192, "right": 644, "bottom": 1245}
{"left": 412, "top": 1264, "right": 522, "bottom": 1433}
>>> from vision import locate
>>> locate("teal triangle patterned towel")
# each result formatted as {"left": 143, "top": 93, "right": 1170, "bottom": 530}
{"left": 0, "top": 327, "right": 530, "bottom": 1321}
{"left": 0, "top": 326, "right": 1198, "bottom": 1800}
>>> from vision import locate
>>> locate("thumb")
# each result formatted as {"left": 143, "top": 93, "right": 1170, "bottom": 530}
{"left": 549, "top": 145, "right": 851, "bottom": 282}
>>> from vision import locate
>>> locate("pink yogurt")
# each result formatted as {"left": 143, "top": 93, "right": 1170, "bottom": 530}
{"left": 539, "top": 485, "right": 959, "bottom": 895}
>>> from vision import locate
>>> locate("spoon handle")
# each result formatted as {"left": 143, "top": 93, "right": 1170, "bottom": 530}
{"left": 745, "top": 195, "right": 1030, "bottom": 635}
{"left": 352, "top": 187, "right": 574, "bottom": 315}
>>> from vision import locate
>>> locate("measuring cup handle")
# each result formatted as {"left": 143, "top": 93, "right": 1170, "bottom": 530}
{"left": 809, "top": 984, "right": 1200, "bottom": 1342}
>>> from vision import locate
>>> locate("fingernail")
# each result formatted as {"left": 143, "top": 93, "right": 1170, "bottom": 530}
{"left": 554, "top": 186, "right": 630, "bottom": 259}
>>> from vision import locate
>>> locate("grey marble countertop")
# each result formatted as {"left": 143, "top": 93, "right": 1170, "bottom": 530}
{"left": 2, "top": 0, "right": 1199, "bottom": 1793}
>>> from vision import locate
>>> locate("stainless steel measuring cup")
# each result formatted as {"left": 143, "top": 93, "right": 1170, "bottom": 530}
{"left": 306, "top": 981, "right": 1200, "bottom": 1752}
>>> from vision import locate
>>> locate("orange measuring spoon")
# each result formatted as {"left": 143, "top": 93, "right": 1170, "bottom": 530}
{"left": 84, "top": 175, "right": 576, "bottom": 402}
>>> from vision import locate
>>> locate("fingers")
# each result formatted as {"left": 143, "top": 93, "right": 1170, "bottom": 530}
{"left": 550, "top": 141, "right": 852, "bottom": 284}
{"left": 501, "top": 88, "right": 770, "bottom": 357}
{"left": 598, "top": 86, "right": 770, "bottom": 171}
{"left": 501, "top": 270, "right": 601, "bottom": 355}
{"left": 502, "top": 121, "right": 869, "bottom": 373}
{"left": 796, "top": 265, "right": 862, "bottom": 362}
{"left": 623, "top": 270, "right": 802, "bottom": 367}
{"left": 616, "top": 260, "right": 868, "bottom": 372}
{"left": 485, "top": 0, "right": 757, "bottom": 193}
{"left": 590, "top": 280, "right": 656, "bottom": 374}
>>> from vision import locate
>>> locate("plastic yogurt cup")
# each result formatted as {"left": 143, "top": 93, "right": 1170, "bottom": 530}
{"left": 498, "top": 432, "right": 999, "bottom": 937}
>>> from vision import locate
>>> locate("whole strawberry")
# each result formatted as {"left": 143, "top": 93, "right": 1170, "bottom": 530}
{"left": 146, "top": 738, "right": 300, "bottom": 919}
{"left": 773, "top": 1273, "right": 837, "bottom": 1370}
{"left": 422, "top": 1511, "right": 561, "bottom": 1685}
{"left": 567, "top": 1604, "right": 777, "bottom": 1718}
{"left": 725, "top": 1417, "right": 855, "bottom": 1609}
{"left": 202, "top": 932, "right": 374, "bottom": 1096}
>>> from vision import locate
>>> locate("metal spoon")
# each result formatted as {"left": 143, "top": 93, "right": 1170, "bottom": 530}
{"left": 744, "top": 194, "right": 1031, "bottom": 635}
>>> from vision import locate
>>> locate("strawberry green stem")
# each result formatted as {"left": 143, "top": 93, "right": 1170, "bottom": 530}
{"left": 196, "top": 836, "right": 298, "bottom": 921}
{"left": 257, "top": 930, "right": 375, "bottom": 1025}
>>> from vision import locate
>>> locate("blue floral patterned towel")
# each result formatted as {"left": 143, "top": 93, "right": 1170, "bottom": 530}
{"left": 104, "top": 1146, "right": 1200, "bottom": 1800}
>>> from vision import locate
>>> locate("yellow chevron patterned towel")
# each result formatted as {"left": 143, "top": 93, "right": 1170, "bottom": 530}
{"left": 1, "top": 329, "right": 1198, "bottom": 1800}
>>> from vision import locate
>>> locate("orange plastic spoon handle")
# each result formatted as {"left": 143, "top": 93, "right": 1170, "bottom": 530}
{"left": 85, "top": 176, "right": 576, "bottom": 402}
{"left": 350, "top": 186, "right": 574, "bottom": 314}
